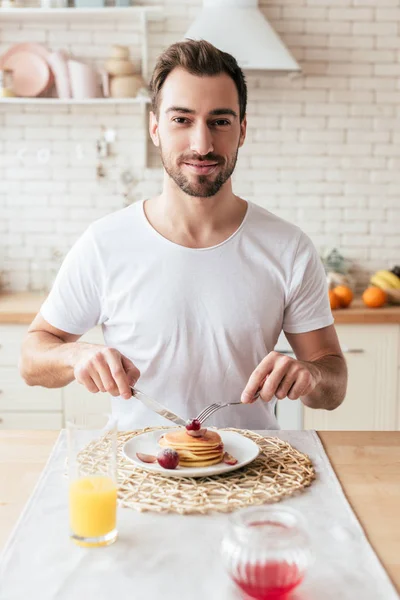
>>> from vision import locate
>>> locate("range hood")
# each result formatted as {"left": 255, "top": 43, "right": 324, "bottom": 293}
{"left": 183, "top": 0, "right": 300, "bottom": 72}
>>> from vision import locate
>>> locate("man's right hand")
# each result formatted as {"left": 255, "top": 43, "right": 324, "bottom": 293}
{"left": 73, "top": 346, "right": 140, "bottom": 400}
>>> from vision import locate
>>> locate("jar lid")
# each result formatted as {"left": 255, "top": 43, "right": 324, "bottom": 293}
{"left": 229, "top": 505, "right": 310, "bottom": 550}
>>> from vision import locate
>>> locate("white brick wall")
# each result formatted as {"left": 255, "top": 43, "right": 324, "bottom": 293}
{"left": 0, "top": 0, "right": 399, "bottom": 292}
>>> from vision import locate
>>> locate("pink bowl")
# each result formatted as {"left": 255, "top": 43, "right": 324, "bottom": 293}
{"left": 0, "top": 43, "right": 54, "bottom": 95}
{"left": 2, "top": 50, "right": 50, "bottom": 97}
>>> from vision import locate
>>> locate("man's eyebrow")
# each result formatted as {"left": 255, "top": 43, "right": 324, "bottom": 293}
{"left": 165, "top": 106, "right": 238, "bottom": 118}
{"left": 165, "top": 106, "right": 195, "bottom": 114}
{"left": 209, "top": 108, "right": 238, "bottom": 118}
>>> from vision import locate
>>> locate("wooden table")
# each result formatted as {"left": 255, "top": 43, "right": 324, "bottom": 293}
{"left": 0, "top": 431, "right": 399, "bottom": 593}
{"left": 318, "top": 431, "right": 400, "bottom": 593}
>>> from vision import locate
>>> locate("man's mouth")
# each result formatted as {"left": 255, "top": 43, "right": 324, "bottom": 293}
{"left": 183, "top": 162, "right": 219, "bottom": 174}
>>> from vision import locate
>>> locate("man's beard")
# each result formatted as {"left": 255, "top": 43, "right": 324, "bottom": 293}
{"left": 159, "top": 145, "right": 239, "bottom": 198}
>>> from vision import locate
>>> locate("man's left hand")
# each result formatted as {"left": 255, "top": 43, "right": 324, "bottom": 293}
{"left": 241, "top": 351, "right": 322, "bottom": 404}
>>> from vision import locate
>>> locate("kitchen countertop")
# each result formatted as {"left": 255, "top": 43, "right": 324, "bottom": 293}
{"left": 0, "top": 292, "right": 400, "bottom": 324}
{"left": 0, "top": 292, "right": 46, "bottom": 324}
{"left": 332, "top": 298, "right": 400, "bottom": 324}
{"left": 0, "top": 430, "right": 399, "bottom": 593}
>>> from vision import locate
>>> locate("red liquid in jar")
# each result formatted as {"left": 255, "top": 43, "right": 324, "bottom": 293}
{"left": 233, "top": 560, "right": 304, "bottom": 600}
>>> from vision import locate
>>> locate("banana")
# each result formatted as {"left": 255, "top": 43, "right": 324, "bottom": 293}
{"left": 370, "top": 274, "right": 393, "bottom": 291}
{"left": 374, "top": 270, "right": 400, "bottom": 289}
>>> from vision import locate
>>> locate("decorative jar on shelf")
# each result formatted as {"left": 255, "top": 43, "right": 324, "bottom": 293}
{"left": 0, "top": 69, "right": 15, "bottom": 98}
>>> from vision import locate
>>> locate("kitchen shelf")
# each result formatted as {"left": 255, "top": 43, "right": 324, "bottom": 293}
{"left": 0, "top": 6, "right": 163, "bottom": 20}
{"left": 0, "top": 5, "right": 160, "bottom": 167}
{"left": 0, "top": 6, "right": 162, "bottom": 79}
{"left": 0, "top": 96, "right": 151, "bottom": 104}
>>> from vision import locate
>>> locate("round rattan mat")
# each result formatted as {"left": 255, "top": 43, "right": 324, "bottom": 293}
{"left": 77, "top": 427, "right": 316, "bottom": 515}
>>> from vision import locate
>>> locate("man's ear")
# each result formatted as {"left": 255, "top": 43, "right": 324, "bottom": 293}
{"left": 239, "top": 115, "right": 247, "bottom": 148}
{"left": 149, "top": 111, "right": 160, "bottom": 147}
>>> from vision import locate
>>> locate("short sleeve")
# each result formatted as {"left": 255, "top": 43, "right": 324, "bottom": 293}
{"left": 40, "top": 226, "right": 106, "bottom": 335}
{"left": 282, "top": 232, "right": 334, "bottom": 334}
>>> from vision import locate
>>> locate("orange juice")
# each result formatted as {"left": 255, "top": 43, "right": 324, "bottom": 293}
{"left": 69, "top": 476, "right": 117, "bottom": 545}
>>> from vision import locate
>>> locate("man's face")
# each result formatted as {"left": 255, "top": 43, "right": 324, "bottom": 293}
{"left": 150, "top": 68, "right": 246, "bottom": 198}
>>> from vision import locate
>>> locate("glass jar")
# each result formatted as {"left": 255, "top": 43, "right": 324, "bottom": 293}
{"left": 0, "top": 69, "right": 15, "bottom": 98}
{"left": 221, "top": 505, "right": 313, "bottom": 600}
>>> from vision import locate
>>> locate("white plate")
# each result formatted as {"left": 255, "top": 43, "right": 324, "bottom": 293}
{"left": 122, "top": 429, "right": 260, "bottom": 478}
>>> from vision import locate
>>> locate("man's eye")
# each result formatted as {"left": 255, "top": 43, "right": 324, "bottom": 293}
{"left": 172, "top": 117, "right": 188, "bottom": 124}
{"left": 213, "top": 120, "right": 230, "bottom": 126}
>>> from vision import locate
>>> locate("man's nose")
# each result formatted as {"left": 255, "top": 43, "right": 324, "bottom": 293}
{"left": 189, "top": 123, "right": 214, "bottom": 156}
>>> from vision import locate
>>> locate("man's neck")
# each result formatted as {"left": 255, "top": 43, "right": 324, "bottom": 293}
{"left": 143, "top": 180, "right": 248, "bottom": 249}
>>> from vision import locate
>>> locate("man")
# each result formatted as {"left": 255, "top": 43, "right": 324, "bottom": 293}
{"left": 20, "top": 40, "right": 347, "bottom": 430}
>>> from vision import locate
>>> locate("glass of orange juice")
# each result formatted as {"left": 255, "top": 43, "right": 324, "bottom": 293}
{"left": 67, "top": 413, "right": 118, "bottom": 548}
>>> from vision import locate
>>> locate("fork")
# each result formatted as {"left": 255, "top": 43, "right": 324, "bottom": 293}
{"left": 194, "top": 390, "right": 261, "bottom": 425}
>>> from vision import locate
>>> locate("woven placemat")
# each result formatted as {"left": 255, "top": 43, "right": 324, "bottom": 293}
{"left": 77, "top": 427, "right": 316, "bottom": 515}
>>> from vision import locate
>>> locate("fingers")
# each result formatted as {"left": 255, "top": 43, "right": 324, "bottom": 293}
{"left": 81, "top": 374, "right": 102, "bottom": 394}
{"left": 287, "top": 370, "right": 313, "bottom": 400}
{"left": 260, "top": 357, "right": 294, "bottom": 402}
{"left": 274, "top": 374, "right": 293, "bottom": 401}
{"left": 90, "top": 351, "right": 120, "bottom": 395}
{"left": 74, "top": 360, "right": 101, "bottom": 393}
{"left": 87, "top": 367, "right": 106, "bottom": 393}
{"left": 106, "top": 349, "right": 139, "bottom": 400}
{"left": 242, "top": 351, "right": 317, "bottom": 404}
{"left": 241, "top": 354, "right": 274, "bottom": 403}
{"left": 121, "top": 355, "right": 140, "bottom": 387}
{"left": 74, "top": 348, "right": 140, "bottom": 400}
{"left": 274, "top": 362, "right": 305, "bottom": 400}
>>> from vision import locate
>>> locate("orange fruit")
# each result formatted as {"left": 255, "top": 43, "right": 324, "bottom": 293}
{"left": 329, "top": 289, "right": 341, "bottom": 310}
{"left": 333, "top": 285, "right": 353, "bottom": 308}
{"left": 362, "top": 286, "right": 387, "bottom": 308}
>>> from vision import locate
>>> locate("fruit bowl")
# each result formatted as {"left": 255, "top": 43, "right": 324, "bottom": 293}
{"left": 369, "top": 269, "right": 400, "bottom": 305}
{"left": 385, "top": 288, "right": 400, "bottom": 305}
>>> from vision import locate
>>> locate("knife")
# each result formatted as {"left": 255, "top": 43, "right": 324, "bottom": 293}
{"left": 130, "top": 387, "right": 187, "bottom": 427}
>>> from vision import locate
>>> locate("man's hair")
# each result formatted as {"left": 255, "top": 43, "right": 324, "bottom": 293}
{"left": 149, "top": 39, "right": 247, "bottom": 122}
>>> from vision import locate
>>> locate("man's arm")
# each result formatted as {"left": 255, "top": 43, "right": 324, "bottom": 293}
{"left": 285, "top": 325, "right": 347, "bottom": 410}
{"left": 20, "top": 313, "right": 139, "bottom": 400}
{"left": 241, "top": 325, "right": 347, "bottom": 411}
{"left": 20, "top": 313, "right": 85, "bottom": 388}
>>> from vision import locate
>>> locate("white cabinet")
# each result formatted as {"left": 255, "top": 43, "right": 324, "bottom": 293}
{"left": 303, "top": 324, "right": 400, "bottom": 431}
{"left": 0, "top": 324, "right": 106, "bottom": 430}
{"left": 275, "top": 324, "right": 400, "bottom": 431}
{"left": 0, "top": 367, "right": 62, "bottom": 412}
{"left": 0, "top": 412, "right": 63, "bottom": 429}
{"left": 0, "top": 326, "right": 27, "bottom": 366}
{"left": 0, "top": 325, "right": 64, "bottom": 430}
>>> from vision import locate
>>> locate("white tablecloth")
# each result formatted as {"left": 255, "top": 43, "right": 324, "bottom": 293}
{"left": 0, "top": 430, "right": 398, "bottom": 600}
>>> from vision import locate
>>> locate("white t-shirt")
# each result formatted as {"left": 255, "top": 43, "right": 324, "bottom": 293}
{"left": 40, "top": 200, "right": 333, "bottom": 430}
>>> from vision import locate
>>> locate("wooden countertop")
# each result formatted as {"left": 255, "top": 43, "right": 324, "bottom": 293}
{"left": 332, "top": 298, "right": 400, "bottom": 324}
{"left": 0, "top": 292, "right": 400, "bottom": 325}
{"left": 0, "top": 430, "right": 399, "bottom": 593}
{"left": 0, "top": 292, "right": 47, "bottom": 324}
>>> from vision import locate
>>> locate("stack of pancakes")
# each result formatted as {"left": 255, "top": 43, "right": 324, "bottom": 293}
{"left": 158, "top": 428, "right": 224, "bottom": 467}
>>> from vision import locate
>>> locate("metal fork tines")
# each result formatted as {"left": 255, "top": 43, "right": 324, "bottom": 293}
{"left": 195, "top": 391, "right": 260, "bottom": 424}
